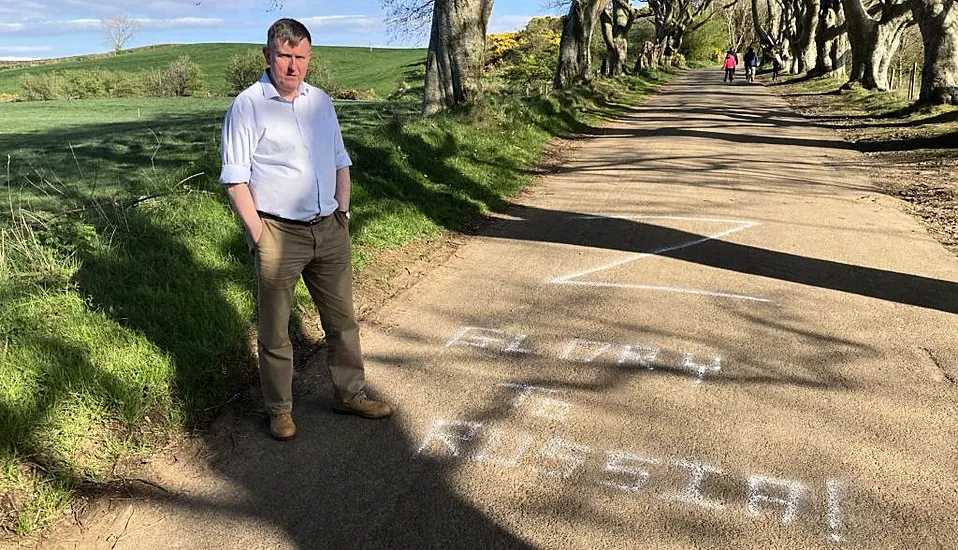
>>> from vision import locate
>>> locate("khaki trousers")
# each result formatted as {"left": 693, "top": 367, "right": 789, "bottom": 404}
{"left": 254, "top": 212, "right": 365, "bottom": 414}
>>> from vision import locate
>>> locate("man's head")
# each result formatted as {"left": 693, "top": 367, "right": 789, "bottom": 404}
{"left": 263, "top": 18, "right": 312, "bottom": 99}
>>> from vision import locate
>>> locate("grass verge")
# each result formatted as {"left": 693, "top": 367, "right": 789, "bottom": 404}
{"left": 776, "top": 73, "right": 958, "bottom": 151}
{"left": 0, "top": 68, "right": 674, "bottom": 536}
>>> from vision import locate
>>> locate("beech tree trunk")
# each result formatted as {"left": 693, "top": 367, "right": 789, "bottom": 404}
{"left": 601, "top": 0, "right": 636, "bottom": 75}
{"left": 752, "top": 0, "right": 781, "bottom": 50}
{"left": 798, "top": 0, "right": 822, "bottom": 72}
{"left": 841, "top": 0, "right": 912, "bottom": 89}
{"left": 781, "top": 0, "right": 800, "bottom": 71}
{"left": 423, "top": 0, "right": 493, "bottom": 114}
{"left": 814, "top": 0, "right": 848, "bottom": 74}
{"left": 555, "top": 0, "right": 606, "bottom": 89}
{"left": 910, "top": 0, "right": 958, "bottom": 103}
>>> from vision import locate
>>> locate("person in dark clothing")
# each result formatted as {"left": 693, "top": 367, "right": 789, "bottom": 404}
{"left": 772, "top": 51, "right": 785, "bottom": 81}
{"left": 743, "top": 48, "right": 759, "bottom": 82}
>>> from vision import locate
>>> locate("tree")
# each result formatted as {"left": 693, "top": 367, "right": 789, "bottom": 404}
{"left": 648, "top": 0, "right": 732, "bottom": 66}
{"left": 723, "top": 0, "right": 756, "bottom": 51}
{"left": 379, "top": 0, "right": 494, "bottom": 114}
{"left": 840, "top": 0, "right": 913, "bottom": 90}
{"left": 795, "top": 0, "right": 822, "bottom": 72}
{"left": 629, "top": 17, "right": 659, "bottom": 71}
{"left": 908, "top": 0, "right": 958, "bottom": 103}
{"left": 601, "top": 0, "right": 640, "bottom": 75}
{"left": 103, "top": 15, "right": 142, "bottom": 55}
{"left": 812, "top": 0, "right": 849, "bottom": 75}
{"left": 554, "top": 0, "right": 608, "bottom": 88}
{"left": 423, "top": 0, "right": 493, "bottom": 114}
{"left": 752, "top": 0, "right": 785, "bottom": 53}
{"left": 751, "top": 0, "right": 849, "bottom": 74}
{"left": 381, "top": 0, "right": 435, "bottom": 37}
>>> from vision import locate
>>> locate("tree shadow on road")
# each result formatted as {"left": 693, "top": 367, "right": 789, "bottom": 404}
{"left": 471, "top": 205, "right": 958, "bottom": 315}
{"left": 589, "top": 124, "right": 856, "bottom": 151}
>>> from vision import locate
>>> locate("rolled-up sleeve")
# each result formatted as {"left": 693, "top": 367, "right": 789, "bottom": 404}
{"left": 219, "top": 97, "right": 254, "bottom": 184}
{"left": 331, "top": 106, "right": 352, "bottom": 170}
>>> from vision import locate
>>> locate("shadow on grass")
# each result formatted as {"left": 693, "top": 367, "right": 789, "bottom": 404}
{"left": 341, "top": 92, "right": 627, "bottom": 238}
{"left": 0, "top": 111, "right": 224, "bottom": 203}
{"left": 73, "top": 204, "right": 259, "bottom": 416}
{"left": 861, "top": 108, "right": 958, "bottom": 128}
{"left": 0, "top": 200, "right": 261, "bottom": 525}
{"left": 0, "top": 331, "right": 146, "bottom": 479}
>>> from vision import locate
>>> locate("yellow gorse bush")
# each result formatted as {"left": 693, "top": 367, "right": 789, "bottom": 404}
{"left": 486, "top": 17, "right": 562, "bottom": 68}
{"left": 487, "top": 32, "right": 523, "bottom": 66}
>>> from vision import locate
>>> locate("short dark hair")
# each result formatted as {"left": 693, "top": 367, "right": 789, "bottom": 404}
{"left": 267, "top": 18, "right": 311, "bottom": 50}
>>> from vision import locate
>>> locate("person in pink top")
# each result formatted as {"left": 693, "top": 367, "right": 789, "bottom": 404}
{"left": 722, "top": 49, "right": 738, "bottom": 83}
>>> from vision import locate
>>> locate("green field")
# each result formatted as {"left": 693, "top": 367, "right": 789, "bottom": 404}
{"left": 0, "top": 45, "right": 673, "bottom": 536}
{"left": 0, "top": 43, "right": 426, "bottom": 97}
{"left": 0, "top": 97, "right": 424, "bottom": 211}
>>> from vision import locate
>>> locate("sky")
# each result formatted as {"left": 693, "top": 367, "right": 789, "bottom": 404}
{"left": 0, "top": 0, "right": 563, "bottom": 61}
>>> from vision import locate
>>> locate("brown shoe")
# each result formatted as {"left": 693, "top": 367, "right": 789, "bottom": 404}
{"left": 333, "top": 391, "right": 393, "bottom": 419}
{"left": 269, "top": 412, "right": 296, "bottom": 440}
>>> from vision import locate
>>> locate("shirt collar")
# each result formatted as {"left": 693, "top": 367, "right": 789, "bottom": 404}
{"left": 259, "top": 71, "right": 308, "bottom": 101}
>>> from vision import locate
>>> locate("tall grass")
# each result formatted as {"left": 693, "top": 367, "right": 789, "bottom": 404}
{"left": 0, "top": 68, "right": 673, "bottom": 535}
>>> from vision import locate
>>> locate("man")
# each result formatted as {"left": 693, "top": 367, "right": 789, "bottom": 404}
{"left": 219, "top": 18, "right": 392, "bottom": 441}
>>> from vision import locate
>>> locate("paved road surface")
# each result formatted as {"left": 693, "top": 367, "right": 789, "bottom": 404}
{"left": 40, "top": 70, "right": 958, "bottom": 549}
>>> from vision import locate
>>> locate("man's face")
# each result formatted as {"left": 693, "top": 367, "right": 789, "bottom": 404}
{"left": 264, "top": 38, "right": 310, "bottom": 97}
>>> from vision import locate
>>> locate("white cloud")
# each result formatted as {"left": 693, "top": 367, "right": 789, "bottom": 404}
{"left": 0, "top": 56, "right": 40, "bottom": 61}
{"left": 63, "top": 18, "right": 102, "bottom": 29}
{"left": 298, "top": 15, "right": 377, "bottom": 27}
{"left": 0, "top": 0, "right": 251, "bottom": 23}
{"left": 139, "top": 17, "right": 226, "bottom": 29}
{"left": 295, "top": 15, "right": 383, "bottom": 35}
{"left": 0, "top": 45, "right": 55, "bottom": 54}
{"left": 487, "top": 15, "right": 534, "bottom": 34}
{"left": 141, "top": 0, "right": 259, "bottom": 15}
{"left": 0, "top": 16, "right": 227, "bottom": 34}
{"left": 0, "top": 18, "right": 101, "bottom": 33}
{"left": 0, "top": 1, "right": 49, "bottom": 14}
{"left": 58, "top": 0, "right": 124, "bottom": 15}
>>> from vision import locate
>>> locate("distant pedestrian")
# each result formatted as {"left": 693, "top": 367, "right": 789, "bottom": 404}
{"left": 772, "top": 51, "right": 785, "bottom": 81}
{"left": 722, "top": 49, "right": 738, "bottom": 83}
{"left": 743, "top": 47, "right": 758, "bottom": 82}
{"left": 219, "top": 18, "right": 393, "bottom": 441}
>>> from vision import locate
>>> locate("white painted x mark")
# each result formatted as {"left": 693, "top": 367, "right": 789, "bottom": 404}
{"left": 551, "top": 215, "right": 769, "bottom": 303}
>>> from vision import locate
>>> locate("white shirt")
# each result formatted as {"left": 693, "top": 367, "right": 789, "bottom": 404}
{"left": 219, "top": 72, "right": 352, "bottom": 221}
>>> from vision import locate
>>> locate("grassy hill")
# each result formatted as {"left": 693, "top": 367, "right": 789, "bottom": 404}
{"left": 0, "top": 43, "right": 426, "bottom": 97}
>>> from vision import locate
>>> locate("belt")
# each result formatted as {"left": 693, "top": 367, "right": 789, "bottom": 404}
{"left": 258, "top": 211, "right": 330, "bottom": 226}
